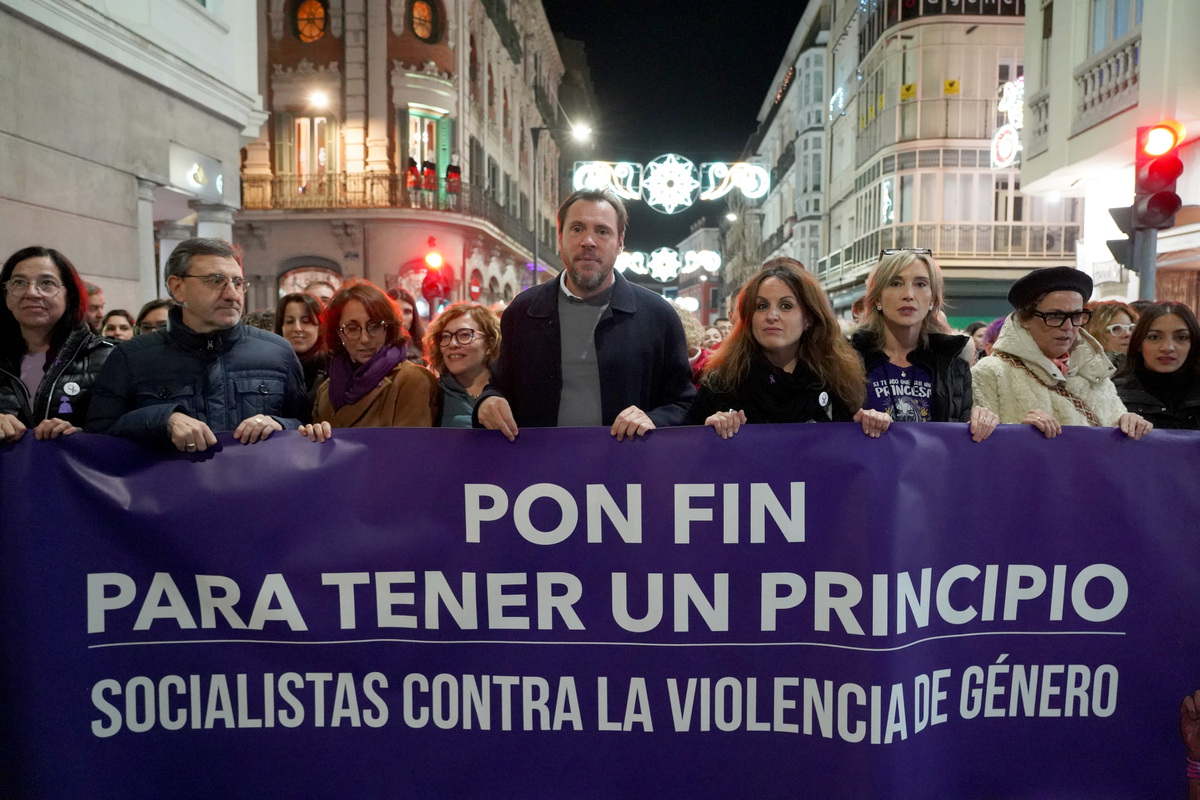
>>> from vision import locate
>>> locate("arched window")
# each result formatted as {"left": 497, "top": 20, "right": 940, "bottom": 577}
{"left": 409, "top": 0, "right": 439, "bottom": 43}
{"left": 294, "top": 0, "right": 327, "bottom": 43}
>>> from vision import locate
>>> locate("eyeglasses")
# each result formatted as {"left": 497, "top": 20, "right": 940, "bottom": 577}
{"left": 182, "top": 273, "right": 248, "bottom": 293}
{"left": 1030, "top": 309, "right": 1092, "bottom": 328}
{"left": 879, "top": 248, "right": 933, "bottom": 258}
{"left": 339, "top": 321, "right": 389, "bottom": 340}
{"left": 1105, "top": 323, "right": 1136, "bottom": 337}
{"left": 437, "top": 329, "right": 483, "bottom": 347}
{"left": 139, "top": 321, "right": 169, "bottom": 335}
{"left": 3, "top": 277, "right": 64, "bottom": 296}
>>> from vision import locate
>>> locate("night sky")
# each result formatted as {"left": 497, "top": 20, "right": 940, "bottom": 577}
{"left": 542, "top": 0, "right": 813, "bottom": 253}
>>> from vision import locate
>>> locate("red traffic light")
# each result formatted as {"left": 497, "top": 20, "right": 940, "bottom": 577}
{"left": 425, "top": 251, "right": 443, "bottom": 269}
{"left": 1133, "top": 120, "right": 1187, "bottom": 230}
{"left": 1140, "top": 120, "right": 1186, "bottom": 157}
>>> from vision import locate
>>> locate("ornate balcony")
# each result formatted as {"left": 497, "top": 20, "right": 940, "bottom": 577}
{"left": 1071, "top": 31, "right": 1140, "bottom": 137}
{"left": 1026, "top": 88, "right": 1050, "bottom": 157}
{"left": 241, "top": 173, "right": 536, "bottom": 253}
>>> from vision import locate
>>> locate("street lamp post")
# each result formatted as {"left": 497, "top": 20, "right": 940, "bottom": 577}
{"left": 529, "top": 123, "right": 591, "bottom": 287}
{"left": 530, "top": 126, "right": 550, "bottom": 288}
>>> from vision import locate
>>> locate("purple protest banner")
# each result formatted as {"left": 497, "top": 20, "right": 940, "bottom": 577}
{"left": 1, "top": 423, "right": 1199, "bottom": 799}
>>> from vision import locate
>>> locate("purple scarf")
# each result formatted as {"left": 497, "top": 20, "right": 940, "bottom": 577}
{"left": 327, "top": 345, "right": 406, "bottom": 410}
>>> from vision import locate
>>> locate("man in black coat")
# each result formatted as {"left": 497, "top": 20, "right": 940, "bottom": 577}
{"left": 474, "top": 189, "right": 695, "bottom": 441}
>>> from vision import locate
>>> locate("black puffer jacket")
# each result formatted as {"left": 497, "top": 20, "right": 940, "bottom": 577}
{"left": 0, "top": 324, "right": 114, "bottom": 427}
{"left": 85, "top": 306, "right": 308, "bottom": 442}
{"left": 851, "top": 330, "right": 972, "bottom": 422}
{"left": 1113, "top": 371, "right": 1200, "bottom": 430}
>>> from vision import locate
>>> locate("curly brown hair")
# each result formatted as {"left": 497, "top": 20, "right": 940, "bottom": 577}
{"left": 424, "top": 302, "right": 501, "bottom": 374}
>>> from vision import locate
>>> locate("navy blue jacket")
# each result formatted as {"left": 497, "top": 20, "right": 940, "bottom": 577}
{"left": 475, "top": 271, "right": 696, "bottom": 428}
{"left": 86, "top": 307, "right": 308, "bottom": 443}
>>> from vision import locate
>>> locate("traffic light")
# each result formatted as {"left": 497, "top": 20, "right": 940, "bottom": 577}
{"left": 1106, "top": 206, "right": 1134, "bottom": 270}
{"left": 421, "top": 253, "right": 451, "bottom": 302}
{"left": 1132, "top": 120, "right": 1186, "bottom": 230}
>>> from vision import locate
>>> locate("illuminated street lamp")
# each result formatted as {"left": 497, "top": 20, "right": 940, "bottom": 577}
{"left": 531, "top": 122, "right": 591, "bottom": 283}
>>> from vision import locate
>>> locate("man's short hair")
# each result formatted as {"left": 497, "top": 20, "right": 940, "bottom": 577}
{"left": 164, "top": 238, "right": 240, "bottom": 280}
{"left": 557, "top": 188, "right": 628, "bottom": 239}
{"left": 85, "top": 282, "right": 102, "bottom": 297}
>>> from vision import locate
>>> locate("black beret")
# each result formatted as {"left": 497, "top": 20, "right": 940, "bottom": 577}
{"left": 1007, "top": 267, "right": 1093, "bottom": 309}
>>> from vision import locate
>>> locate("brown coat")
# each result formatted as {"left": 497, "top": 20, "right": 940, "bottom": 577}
{"left": 314, "top": 360, "right": 437, "bottom": 428}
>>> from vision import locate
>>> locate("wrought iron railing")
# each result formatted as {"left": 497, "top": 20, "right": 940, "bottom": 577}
{"left": 241, "top": 174, "right": 536, "bottom": 253}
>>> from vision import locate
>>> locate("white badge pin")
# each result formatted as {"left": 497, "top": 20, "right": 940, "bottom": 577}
{"left": 64, "top": 382, "right": 81, "bottom": 396}
{"left": 818, "top": 391, "right": 829, "bottom": 407}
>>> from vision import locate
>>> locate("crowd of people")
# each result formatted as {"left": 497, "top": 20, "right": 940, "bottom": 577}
{"left": 2, "top": 188, "right": 1197, "bottom": 449}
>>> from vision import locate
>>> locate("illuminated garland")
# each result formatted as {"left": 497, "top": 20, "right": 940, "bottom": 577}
{"left": 615, "top": 249, "right": 721, "bottom": 282}
{"left": 573, "top": 156, "right": 770, "bottom": 215}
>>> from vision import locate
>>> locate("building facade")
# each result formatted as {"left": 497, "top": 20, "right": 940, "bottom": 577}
{"left": 236, "top": 0, "right": 575, "bottom": 316}
{"left": 750, "top": 3, "right": 830, "bottom": 283}
{"left": 1020, "top": 0, "right": 1200, "bottom": 306}
{"left": 0, "top": 0, "right": 264, "bottom": 313}
{"left": 821, "top": 0, "right": 1078, "bottom": 326}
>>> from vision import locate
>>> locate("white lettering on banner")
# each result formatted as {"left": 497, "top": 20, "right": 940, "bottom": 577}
{"left": 762, "top": 563, "right": 1128, "bottom": 636}
{"left": 88, "top": 573, "right": 307, "bottom": 633}
{"left": 90, "top": 671, "right": 388, "bottom": 738}
{"left": 463, "top": 482, "right": 803, "bottom": 545}
{"left": 401, "top": 673, "right": 583, "bottom": 731}
{"left": 464, "top": 483, "right": 644, "bottom": 544}
{"left": 87, "top": 562, "right": 1127, "bottom": 637}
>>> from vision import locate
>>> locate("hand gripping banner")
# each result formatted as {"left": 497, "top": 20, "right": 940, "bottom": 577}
{"left": 1, "top": 424, "right": 1198, "bottom": 798}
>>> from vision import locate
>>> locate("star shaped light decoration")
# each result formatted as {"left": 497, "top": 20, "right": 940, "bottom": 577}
{"left": 647, "top": 247, "right": 682, "bottom": 282}
{"left": 641, "top": 154, "right": 701, "bottom": 214}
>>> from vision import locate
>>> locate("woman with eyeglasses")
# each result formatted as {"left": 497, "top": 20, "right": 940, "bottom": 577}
{"left": 687, "top": 257, "right": 890, "bottom": 438}
{"left": 971, "top": 267, "right": 1151, "bottom": 439}
{"left": 0, "top": 246, "right": 114, "bottom": 442}
{"left": 1112, "top": 302, "right": 1200, "bottom": 430}
{"left": 851, "top": 250, "right": 998, "bottom": 441}
{"left": 308, "top": 279, "right": 437, "bottom": 429}
{"left": 424, "top": 302, "right": 501, "bottom": 428}
{"left": 1083, "top": 300, "right": 1138, "bottom": 368}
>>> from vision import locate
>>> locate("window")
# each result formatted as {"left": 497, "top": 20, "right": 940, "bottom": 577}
{"left": 291, "top": 117, "right": 331, "bottom": 177}
{"left": 469, "top": 36, "right": 479, "bottom": 86}
{"left": 408, "top": 112, "right": 439, "bottom": 171}
{"left": 294, "top": 0, "right": 327, "bottom": 43}
{"left": 1090, "top": 0, "right": 1141, "bottom": 54}
{"left": 409, "top": 0, "right": 439, "bottom": 43}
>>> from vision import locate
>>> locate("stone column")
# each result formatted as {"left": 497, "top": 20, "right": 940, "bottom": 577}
{"left": 190, "top": 202, "right": 237, "bottom": 243}
{"left": 136, "top": 179, "right": 160, "bottom": 302}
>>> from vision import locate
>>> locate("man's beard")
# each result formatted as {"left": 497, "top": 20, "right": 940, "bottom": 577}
{"left": 568, "top": 258, "right": 611, "bottom": 293}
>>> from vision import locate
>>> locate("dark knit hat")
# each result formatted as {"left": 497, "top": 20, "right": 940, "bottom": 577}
{"left": 1007, "top": 267, "right": 1093, "bottom": 309}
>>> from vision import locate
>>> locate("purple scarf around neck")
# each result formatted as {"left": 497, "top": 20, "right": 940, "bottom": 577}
{"left": 327, "top": 344, "right": 406, "bottom": 410}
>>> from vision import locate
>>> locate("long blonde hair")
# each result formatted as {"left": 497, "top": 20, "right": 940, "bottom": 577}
{"left": 702, "top": 257, "right": 866, "bottom": 411}
{"left": 856, "top": 250, "right": 947, "bottom": 350}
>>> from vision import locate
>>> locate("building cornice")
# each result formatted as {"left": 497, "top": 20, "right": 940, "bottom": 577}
{"left": 2, "top": 0, "right": 267, "bottom": 136}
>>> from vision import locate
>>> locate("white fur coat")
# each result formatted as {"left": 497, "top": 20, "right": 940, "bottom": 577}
{"left": 971, "top": 315, "right": 1126, "bottom": 426}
